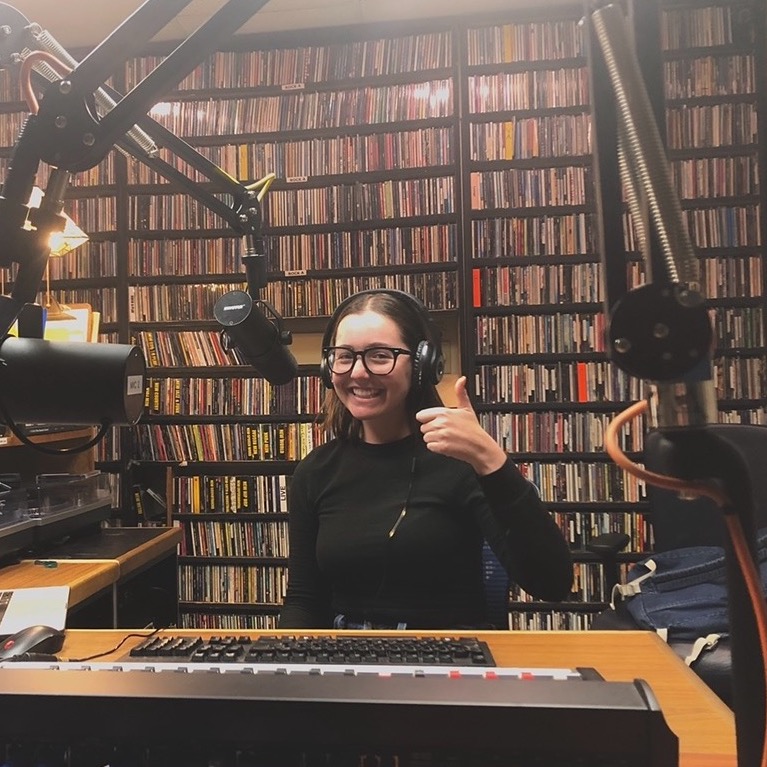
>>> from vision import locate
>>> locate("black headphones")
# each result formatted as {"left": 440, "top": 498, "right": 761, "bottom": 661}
{"left": 319, "top": 289, "right": 445, "bottom": 390}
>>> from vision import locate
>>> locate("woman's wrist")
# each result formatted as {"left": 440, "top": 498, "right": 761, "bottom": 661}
{"left": 472, "top": 441, "right": 508, "bottom": 476}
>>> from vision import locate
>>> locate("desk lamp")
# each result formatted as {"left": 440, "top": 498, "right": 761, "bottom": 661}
{"left": 27, "top": 185, "right": 89, "bottom": 322}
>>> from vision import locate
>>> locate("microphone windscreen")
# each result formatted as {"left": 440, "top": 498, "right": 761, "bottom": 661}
{"left": 0, "top": 337, "right": 146, "bottom": 425}
{"left": 214, "top": 291, "right": 298, "bottom": 385}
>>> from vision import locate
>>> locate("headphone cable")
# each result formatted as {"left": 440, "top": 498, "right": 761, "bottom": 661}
{"left": 388, "top": 455, "right": 417, "bottom": 538}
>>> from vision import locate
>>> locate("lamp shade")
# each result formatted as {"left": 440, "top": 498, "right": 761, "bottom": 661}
{"left": 27, "top": 186, "right": 89, "bottom": 256}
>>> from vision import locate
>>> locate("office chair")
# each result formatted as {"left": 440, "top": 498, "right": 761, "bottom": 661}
{"left": 591, "top": 427, "right": 767, "bottom": 706}
{"left": 586, "top": 531, "right": 631, "bottom": 597}
{"left": 482, "top": 542, "right": 510, "bottom": 629}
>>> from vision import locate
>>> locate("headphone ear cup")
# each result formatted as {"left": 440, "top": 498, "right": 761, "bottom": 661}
{"left": 413, "top": 340, "right": 444, "bottom": 389}
{"left": 320, "top": 352, "right": 333, "bottom": 389}
{"left": 433, "top": 347, "right": 445, "bottom": 384}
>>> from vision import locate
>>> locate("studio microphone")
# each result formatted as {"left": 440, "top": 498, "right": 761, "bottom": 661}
{"left": 214, "top": 290, "right": 298, "bottom": 386}
{"left": 0, "top": 336, "right": 146, "bottom": 425}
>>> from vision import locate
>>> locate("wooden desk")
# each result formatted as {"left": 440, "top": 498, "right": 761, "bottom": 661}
{"left": 106, "top": 526, "right": 180, "bottom": 581}
{"left": 30, "top": 525, "right": 180, "bottom": 579}
{"left": 0, "top": 559, "right": 118, "bottom": 608}
{"left": 487, "top": 630, "right": 736, "bottom": 767}
{"left": 53, "top": 628, "right": 735, "bottom": 767}
{"left": 0, "top": 526, "right": 180, "bottom": 627}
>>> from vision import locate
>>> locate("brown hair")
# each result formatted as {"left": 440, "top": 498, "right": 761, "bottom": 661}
{"left": 320, "top": 291, "right": 443, "bottom": 440}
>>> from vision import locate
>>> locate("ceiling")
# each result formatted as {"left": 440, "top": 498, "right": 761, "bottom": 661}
{"left": 5, "top": 0, "right": 562, "bottom": 50}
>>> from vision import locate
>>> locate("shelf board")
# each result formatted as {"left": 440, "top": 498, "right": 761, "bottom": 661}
{"left": 0, "top": 427, "right": 96, "bottom": 449}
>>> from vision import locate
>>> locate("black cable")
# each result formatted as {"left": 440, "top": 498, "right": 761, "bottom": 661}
{"left": 372, "top": 456, "right": 418, "bottom": 610}
{"left": 0, "top": 388, "right": 110, "bottom": 455}
{"left": 387, "top": 456, "right": 417, "bottom": 539}
{"left": 64, "top": 626, "right": 162, "bottom": 663}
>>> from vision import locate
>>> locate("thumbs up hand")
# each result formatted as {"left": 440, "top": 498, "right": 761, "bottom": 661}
{"left": 415, "top": 376, "right": 507, "bottom": 476}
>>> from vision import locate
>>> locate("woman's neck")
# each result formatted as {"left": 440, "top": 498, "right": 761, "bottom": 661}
{"left": 362, "top": 417, "right": 412, "bottom": 444}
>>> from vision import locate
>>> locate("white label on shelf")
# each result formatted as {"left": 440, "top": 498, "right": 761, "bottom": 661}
{"left": 128, "top": 286, "right": 136, "bottom": 322}
{"left": 284, "top": 269, "right": 308, "bottom": 277}
{"left": 281, "top": 83, "right": 305, "bottom": 91}
{"left": 0, "top": 437, "right": 7, "bottom": 445}
{"left": 126, "top": 375, "right": 144, "bottom": 396}
{"left": 286, "top": 176, "right": 308, "bottom": 183}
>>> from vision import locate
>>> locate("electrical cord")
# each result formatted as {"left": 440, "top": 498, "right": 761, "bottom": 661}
{"left": 19, "top": 49, "right": 71, "bottom": 114}
{"left": 63, "top": 625, "right": 161, "bottom": 663}
{"left": 0, "top": 386, "right": 109, "bottom": 454}
{"left": 723, "top": 512, "right": 767, "bottom": 767}
{"left": 387, "top": 456, "right": 417, "bottom": 539}
{"left": 606, "top": 399, "right": 729, "bottom": 505}
{"left": 368, "top": 455, "right": 417, "bottom": 613}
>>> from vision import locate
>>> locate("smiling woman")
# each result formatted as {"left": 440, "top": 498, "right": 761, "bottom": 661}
{"left": 327, "top": 311, "right": 419, "bottom": 444}
{"left": 319, "top": 290, "right": 445, "bottom": 442}
{"left": 278, "top": 289, "right": 573, "bottom": 630}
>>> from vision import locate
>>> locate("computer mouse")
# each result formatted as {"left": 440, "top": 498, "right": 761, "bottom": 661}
{"left": 0, "top": 625, "right": 65, "bottom": 660}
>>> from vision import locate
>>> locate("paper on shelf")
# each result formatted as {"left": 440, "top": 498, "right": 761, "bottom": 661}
{"left": 0, "top": 586, "right": 69, "bottom": 636}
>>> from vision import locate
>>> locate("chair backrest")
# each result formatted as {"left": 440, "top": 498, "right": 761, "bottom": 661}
{"left": 644, "top": 429, "right": 727, "bottom": 550}
{"left": 482, "top": 542, "right": 510, "bottom": 629}
{"left": 644, "top": 426, "right": 767, "bottom": 551}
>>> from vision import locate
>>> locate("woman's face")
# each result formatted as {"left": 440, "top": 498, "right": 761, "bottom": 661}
{"left": 331, "top": 309, "right": 413, "bottom": 443}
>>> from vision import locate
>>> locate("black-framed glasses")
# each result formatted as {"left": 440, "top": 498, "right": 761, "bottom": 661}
{"left": 324, "top": 346, "right": 412, "bottom": 376}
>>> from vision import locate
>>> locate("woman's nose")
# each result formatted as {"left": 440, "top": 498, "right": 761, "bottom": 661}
{"left": 349, "top": 354, "right": 369, "bottom": 377}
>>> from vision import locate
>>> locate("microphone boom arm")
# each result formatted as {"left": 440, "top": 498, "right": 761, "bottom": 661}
{"left": 0, "top": 0, "right": 298, "bottom": 425}
{"left": 587, "top": 4, "right": 765, "bottom": 765}
{"left": 0, "top": 0, "right": 281, "bottom": 326}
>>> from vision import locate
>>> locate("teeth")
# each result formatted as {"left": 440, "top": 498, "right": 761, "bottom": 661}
{"left": 351, "top": 389, "right": 379, "bottom": 399}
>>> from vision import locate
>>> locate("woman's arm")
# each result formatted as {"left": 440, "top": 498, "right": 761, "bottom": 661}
{"left": 418, "top": 376, "right": 573, "bottom": 601}
{"left": 477, "top": 459, "right": 573, "bottom": 602}
{"left": 278, "top": 463, "right": 333, "bottom": 628}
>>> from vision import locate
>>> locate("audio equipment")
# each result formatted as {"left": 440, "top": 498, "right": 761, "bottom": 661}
{"left": 0, "top": 656, "right": 677, "bottom": 766}
{"left": 213, "top": 290, "right": 298, "bottom": 385}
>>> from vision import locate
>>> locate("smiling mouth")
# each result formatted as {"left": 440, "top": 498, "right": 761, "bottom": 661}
{"left": 349, "top": 388, "right": 382, "bottom": 400}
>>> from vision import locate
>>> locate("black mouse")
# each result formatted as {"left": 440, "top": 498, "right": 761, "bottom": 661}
{"left": 0, "top": 625, "right": 65, "bottom": 660}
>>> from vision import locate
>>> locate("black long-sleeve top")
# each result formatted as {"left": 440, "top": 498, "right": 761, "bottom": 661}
{"left": 279, "top": 434, "right": 573, "bottom": 629}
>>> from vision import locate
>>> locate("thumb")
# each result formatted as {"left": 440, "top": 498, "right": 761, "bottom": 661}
{"left": 454, "top": 376, "right": 474, "bottom": 411}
